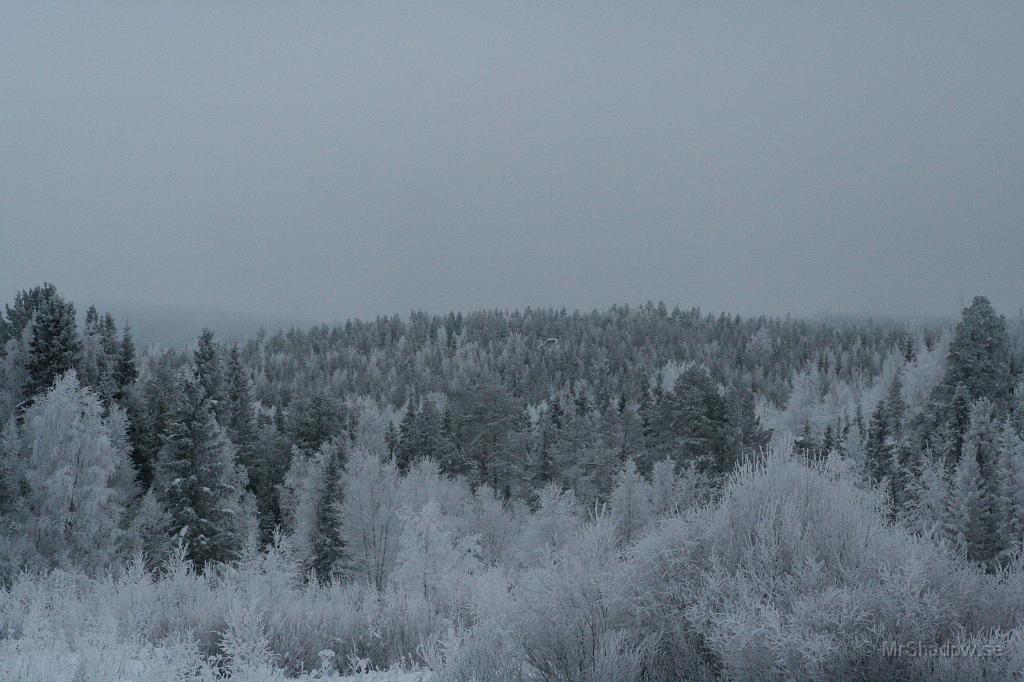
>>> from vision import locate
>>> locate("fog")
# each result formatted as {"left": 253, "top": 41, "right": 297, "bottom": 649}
{"left": 2, "top": 3, "right": 1022, "bottom": 325}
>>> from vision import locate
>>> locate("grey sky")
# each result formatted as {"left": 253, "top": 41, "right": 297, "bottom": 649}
{"left": 2, "top": 2, "right": 1022, "bottom": 324}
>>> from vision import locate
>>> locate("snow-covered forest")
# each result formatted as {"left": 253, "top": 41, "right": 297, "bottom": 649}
{"left": 1, "top": 283, "right": 1023, "bottom": 679}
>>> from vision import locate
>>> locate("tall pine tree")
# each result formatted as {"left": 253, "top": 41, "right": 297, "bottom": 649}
{"left": 23, "top": 294, "right": 80, "bottom": 399}
{"left": 154, "top": 375, "right": 255, "bottom": 568}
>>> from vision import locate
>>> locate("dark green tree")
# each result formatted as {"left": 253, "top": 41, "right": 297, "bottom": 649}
{"left": 287, "top": 389, "right": 345, "bottom": 452}
{"left": 23, "top": 294, "right": 80, "bottom": 399}
{"left": 193, "top": 329, "right": 225, "bottom": 418}
{"left": 941, "top": 296, "right": 1014, "bottom": 413}
{"left": 0, "top": 283, "right": 59, "bottom": 347}
{"left": 154, "top": 376, "right": 253, "bottom": 567}
{"left": 309, "top": 445, "right": 345, "bottom": 580}
{"left": 114, "top": 327, "right": 138, "bottom": 399}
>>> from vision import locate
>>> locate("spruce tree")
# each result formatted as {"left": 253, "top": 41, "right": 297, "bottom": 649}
{"left": 308, "top": 445, "right": 345, "bottom": 580}
{"left": 154, "top": 376, "right": 254, "bottom": 568}
{"left": 865, "top": 400, "right": 893, "bottom": 485}
{"left": 944, "top": 382, "right": 973, "bottom": 465}
{"left": 287, "top": 388, "right": 344, "bottom": 452}
{"left": 224, "top": 345, "right": 254, "bottom": 448}
{"left": 948, "top": 445, "right": 987, "bottom": 562}
{"left": 955, "top": 398, "right": 1005, "bottom": 563}
{"left": 1, "top": 283, "right": 58, "bottom": 347}
{"left": 23, "top": 295, "right": 80, "bottom": 399}
{"left": 114, "top": 327, "right": 138, "bottom": 399}
{"left": 997, "top": 424, "right": 1024, "bottom": 557}
{"left": 396, "top": 400, "right": 418, "bottom": 471}
{"left": 941, "top": 296, "right": 1014, "bottom": 413}
{"left": 193, "top": 329, "right": 224, "bottom": 417}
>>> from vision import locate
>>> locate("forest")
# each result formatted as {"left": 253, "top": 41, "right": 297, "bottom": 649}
{"left": 1, "top": 283, "right": 1024, "bottom": 680}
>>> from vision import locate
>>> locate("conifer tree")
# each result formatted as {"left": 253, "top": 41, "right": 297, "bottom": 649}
{"left": 941, "top": 296, "right": 1014, "bottom": 413}
{"left": 1011, "top": 379, "right": 1024, "bottom": 438}
{"left": 309, "top": 445, "right": 345, "bottom": 580}
{"left": 997, "top": 424, "right": 1024, "bottom": 556}
{"left": 0, "top": 283, "right": 59, "bottom": 347}
{"left": 865, "top": 401, "right": 893, "bottom": 485}
{"left": 943, "top": 382, "right": 973, "bottom": 465}
{"left": 948, "top": 445, "right": 987, "bottom": 562}
{"left": 961, "top": 398, "right": 1004, "bottom": 562}
{"left": 23, "top": 295, "right": 80, "bottom": 399}
{"left": 396, "top": 400, "right": 418, "bottom": 471}
{"left": 193, "top": 329, "right": 224, "bottom": 416}
{"left": 384, "top": 422, "right": 399, "bottom": 458}
{"left": 114, "top": 327, "right": 138, "bottom": 399}
{"left": 287, "top": 388, "right": 345, "bottom": 452}
{"left": 224, "top": 345, "right": 254, "bottom": 449}
{"left": 154, "top": 375, "right": 255, "bottom": 567}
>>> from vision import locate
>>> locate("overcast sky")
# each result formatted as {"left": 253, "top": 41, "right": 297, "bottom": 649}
{"left": 2, "top": 2, "right": 1022, "bottom": 324}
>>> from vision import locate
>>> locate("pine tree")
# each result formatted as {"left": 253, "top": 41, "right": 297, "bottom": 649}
{"left": 941, "top": 296, "right": 1014, "bottom": 414}
{"left": 1011, "top": 379, "right": 1024, "bottom": 438}
{"left": 437, "top": 409, "right": 467, "bottom": 476}
{"left": 865, "top": 400, "right": 893, "bottom": 485}
{"left": 396, "top": 400, "right": 418, "bottom": 471}
{"left": 948, "top": 446, "right": 987, "bottom": 563}
{"left": 943, "top": 382, "right": 973, "bottom": 465}
{"left": 23, "top": 295, "right": 80, "bottom": 399}
{"left": 114, "top": 327, "right": 138, "bottom": 398}
{"left": 129, "top": 350, "right": 182, "bottom": 490}
{"left": 224, "top": 346, "right": 254, "bottom": 448}
{"left": 154, "top": 376, "right": 255, "bottom": 568}
{"left": 79, "top": 305, "right": 104, "bottom": 388}
{"left": 996, "top": 424, "right": 1024, "bottom": 557}
{"left": 0, "top": 283, "right": 59, "bottom": 346}
{"left": 643, "top": 365, "right": 734, "bottom": 474}
{"left": 961, "top": 398, "right": 1004, "bottom": 562}
{"left": 308, "top": 445, "right": 345, "bottom": 580}
{"left": 287, "top": 389, "right": 344, "bottom": 452}
{"left": 193, "top": 329, "right": 224, "bottom": 417}
{"left": 384, "top": 422, "right": 399, "bottom": 459}
{"left": 78, "top": 306, "right": 119, "bottom": 402}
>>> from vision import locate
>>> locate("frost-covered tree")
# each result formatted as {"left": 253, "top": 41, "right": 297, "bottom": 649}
{"left": 193, "top": 329, "right": 225, "bottom": 417}
{"left": 23, "top": 293, "right": 80, "bottom": 399}
{"left": 912, "top": 457, "right": 949, "bottom": 539}
{"left": 4, "top": 371, "right": 135, "bottom": 571}
{"left": 518, "top": 482, "right": 579, "bottom": 564}
{"left": 959, "top": 398, "right": 1004, "bottom": 562}
{"left": 649, "top": 458, "right": 680, "bottom": 517}
{"left": 308, "top": 443, "right": 345, "bottom": 580}
{"left": 122, "top": 488, "right": 172, "bottom": 568}
{"left": 996, "top": 424, "right": 1024, "bottom": 557}
{"left": 128, "top": 350, "right": 186, "bottom": 490}
{"left": 0, "top": 283, "right": 59, "bottom": 346}
{"left": 948, "top": 441, "right": 988, "bottom": 563}
{"left": 287, "top": 388, "right": 346, "bottom": 452}
{"left": 941, "top": 296, "right": 1014, "bottom": 413}
{"left": 394, "top": 499, "right": 478, "bottom": 605}
{"left": 609, "top": 459, "right": 652, "bottom": 545}
{"left": 153, "top": 375, "right": 256, "bottom": 567}
{"left": 1011, "top": 379, "right": 1024, "bottom": 438}
{"left": 864, "top": 399, "right": 893, "bottom": 486}
{"left": 338, "top": 449, "right": 401, "bottom": 589}
{"left": 114, "top": 326, "right": 138, "bottom": 399}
